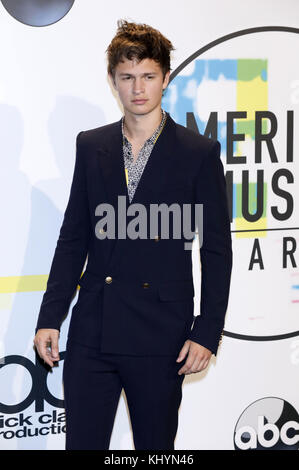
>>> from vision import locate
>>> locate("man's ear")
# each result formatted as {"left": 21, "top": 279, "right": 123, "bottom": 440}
{"left": 162, "top": 70, "right": 170, "bottom": 90}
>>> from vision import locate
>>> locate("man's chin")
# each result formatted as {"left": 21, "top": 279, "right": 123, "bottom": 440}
{"left": 124, "top": 103, "right": 160, "bottom": 116}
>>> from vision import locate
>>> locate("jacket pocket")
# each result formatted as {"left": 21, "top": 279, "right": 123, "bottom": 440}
{"left": 158, "top": 280, "right": 194, "bottom": 301}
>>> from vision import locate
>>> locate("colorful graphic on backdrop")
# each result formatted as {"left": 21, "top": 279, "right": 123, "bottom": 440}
{"left": 162, "top": 27, "right": 299, "bottom": 342}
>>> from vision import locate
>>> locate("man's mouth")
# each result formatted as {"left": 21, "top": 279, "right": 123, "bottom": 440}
{"left": 132, "top": 99, "right": 148, "bottom": 104}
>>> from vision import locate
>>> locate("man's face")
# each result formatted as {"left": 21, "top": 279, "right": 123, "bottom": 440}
{"left": 109, "top": 57, "right": 170, "bottom": 116}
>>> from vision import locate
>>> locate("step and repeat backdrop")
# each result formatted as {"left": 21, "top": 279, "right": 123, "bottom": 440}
{"left": 0, "top": 0, "right": 298, "bottom": 450}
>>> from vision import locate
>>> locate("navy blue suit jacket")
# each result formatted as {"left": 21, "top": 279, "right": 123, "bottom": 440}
{"left": 35, "top": 112, "right": 233, "bottom": 356}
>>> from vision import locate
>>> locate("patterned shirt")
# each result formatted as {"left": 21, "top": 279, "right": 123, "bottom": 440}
{"left": 121, "top": 109, "right": 167, "bottom": 203}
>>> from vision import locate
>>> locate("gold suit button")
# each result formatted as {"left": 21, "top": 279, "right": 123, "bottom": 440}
{"left": 143, "top": 282, "right": 150, "bottom": 288}
{"left": 154, "top": 235, "right": 160, "bottom": 242}
{"left": 99, "top": 228, "right": 106, "bottom": 234}
{"left": 105, "top": 276, "right": 112, "bottom": 284}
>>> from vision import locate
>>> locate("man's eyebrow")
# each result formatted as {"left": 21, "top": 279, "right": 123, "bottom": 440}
{"left": 118, "top": 72, "right": 158, "bottom": 77}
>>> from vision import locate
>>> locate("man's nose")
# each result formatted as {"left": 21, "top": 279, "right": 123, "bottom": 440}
{"left": 132, "top": 78, "right": 144, "bottom": 94}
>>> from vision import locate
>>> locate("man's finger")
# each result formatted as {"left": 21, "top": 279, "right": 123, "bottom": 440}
{"left": 35, "top": 337, "right": 55, "bottom": 367}
{"left": 40, "top": 341, "right": 54, "bottom": 364}
{"left": 200, "top": 357, "right": 210, "bottom": 371}
{"left": 192, "top": 356, "right": 210, "bottom": 374}
{"left": 178, "top": 355, "right": 196, "bottom": 375}
{"left": 50, "top": 336, "right": 60, "bottom": 360}
{"left": 39, "top": 346, "right": 54, "bottom": 367}
{"left": 176, "top": 340, "right": 190, "bottom": 362}
{"left": 188, "top": 357, "right": 202, "bottom": 374}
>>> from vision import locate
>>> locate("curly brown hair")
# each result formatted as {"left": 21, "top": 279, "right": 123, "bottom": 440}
{"left": 106, "top": 19, "right": 175, "bottom": 81}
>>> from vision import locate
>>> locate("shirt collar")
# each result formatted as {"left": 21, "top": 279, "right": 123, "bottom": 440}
{"left": 121, "top": 108, "right": 167, "bottom": 146}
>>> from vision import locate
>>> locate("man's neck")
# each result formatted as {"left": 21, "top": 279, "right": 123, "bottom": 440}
{"left": 123, "top": 106, "right": 163, "bottom": 143}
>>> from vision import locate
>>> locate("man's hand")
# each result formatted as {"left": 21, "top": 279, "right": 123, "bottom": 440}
{"left": 34, "top": 329, "right": 60, "bottom": 367}
{"left": 176, "top": 340, "right": 212, "bottom": 375}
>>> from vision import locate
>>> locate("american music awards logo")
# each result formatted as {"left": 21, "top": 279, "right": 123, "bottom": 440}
{"left": 162, "top": 27, "right": 299, "bottom": 344}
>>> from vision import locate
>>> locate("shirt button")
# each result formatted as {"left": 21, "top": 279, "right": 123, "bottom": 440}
{"left": 105, "top": 276, "right": 112, "bottom": 284}
{"left": 142, "top": 282, "right": 150, "bottom": 289}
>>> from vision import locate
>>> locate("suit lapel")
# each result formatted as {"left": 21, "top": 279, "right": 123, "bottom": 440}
{"left": 97, "top": 118, "right": 129, "bottom": 207}
{"left": 97, "top": 111, "right": 177, "bottom": 207}
{"left": 130, "top": 113, "right": 177, "bottom": 204}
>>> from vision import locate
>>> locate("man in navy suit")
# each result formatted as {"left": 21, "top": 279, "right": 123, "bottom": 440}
{"left": 34, "top": 20, "right": 232, "bottom": 450}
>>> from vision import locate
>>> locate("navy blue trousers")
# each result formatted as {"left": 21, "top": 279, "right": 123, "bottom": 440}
{"left": 63, "top": 339, "right": 186, "bottom": 450}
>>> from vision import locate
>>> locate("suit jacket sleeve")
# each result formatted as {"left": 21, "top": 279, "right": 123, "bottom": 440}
{"left": 35, "top": 131, "right": 91, "bottom": 333}
{"left": 188, "top": 139, "right": 233, "bottom": 356}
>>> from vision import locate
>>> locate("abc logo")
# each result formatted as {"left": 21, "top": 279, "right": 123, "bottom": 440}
{"left": 1, "top": 0, "right": 75, "bottom": 27}
{"left": 234, "top": 397, "right": 299, "bottom": 450}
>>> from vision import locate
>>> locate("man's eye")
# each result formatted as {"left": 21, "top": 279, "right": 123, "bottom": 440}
{"left": 146, "top": 76, "right": 154, "bottom": 79}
